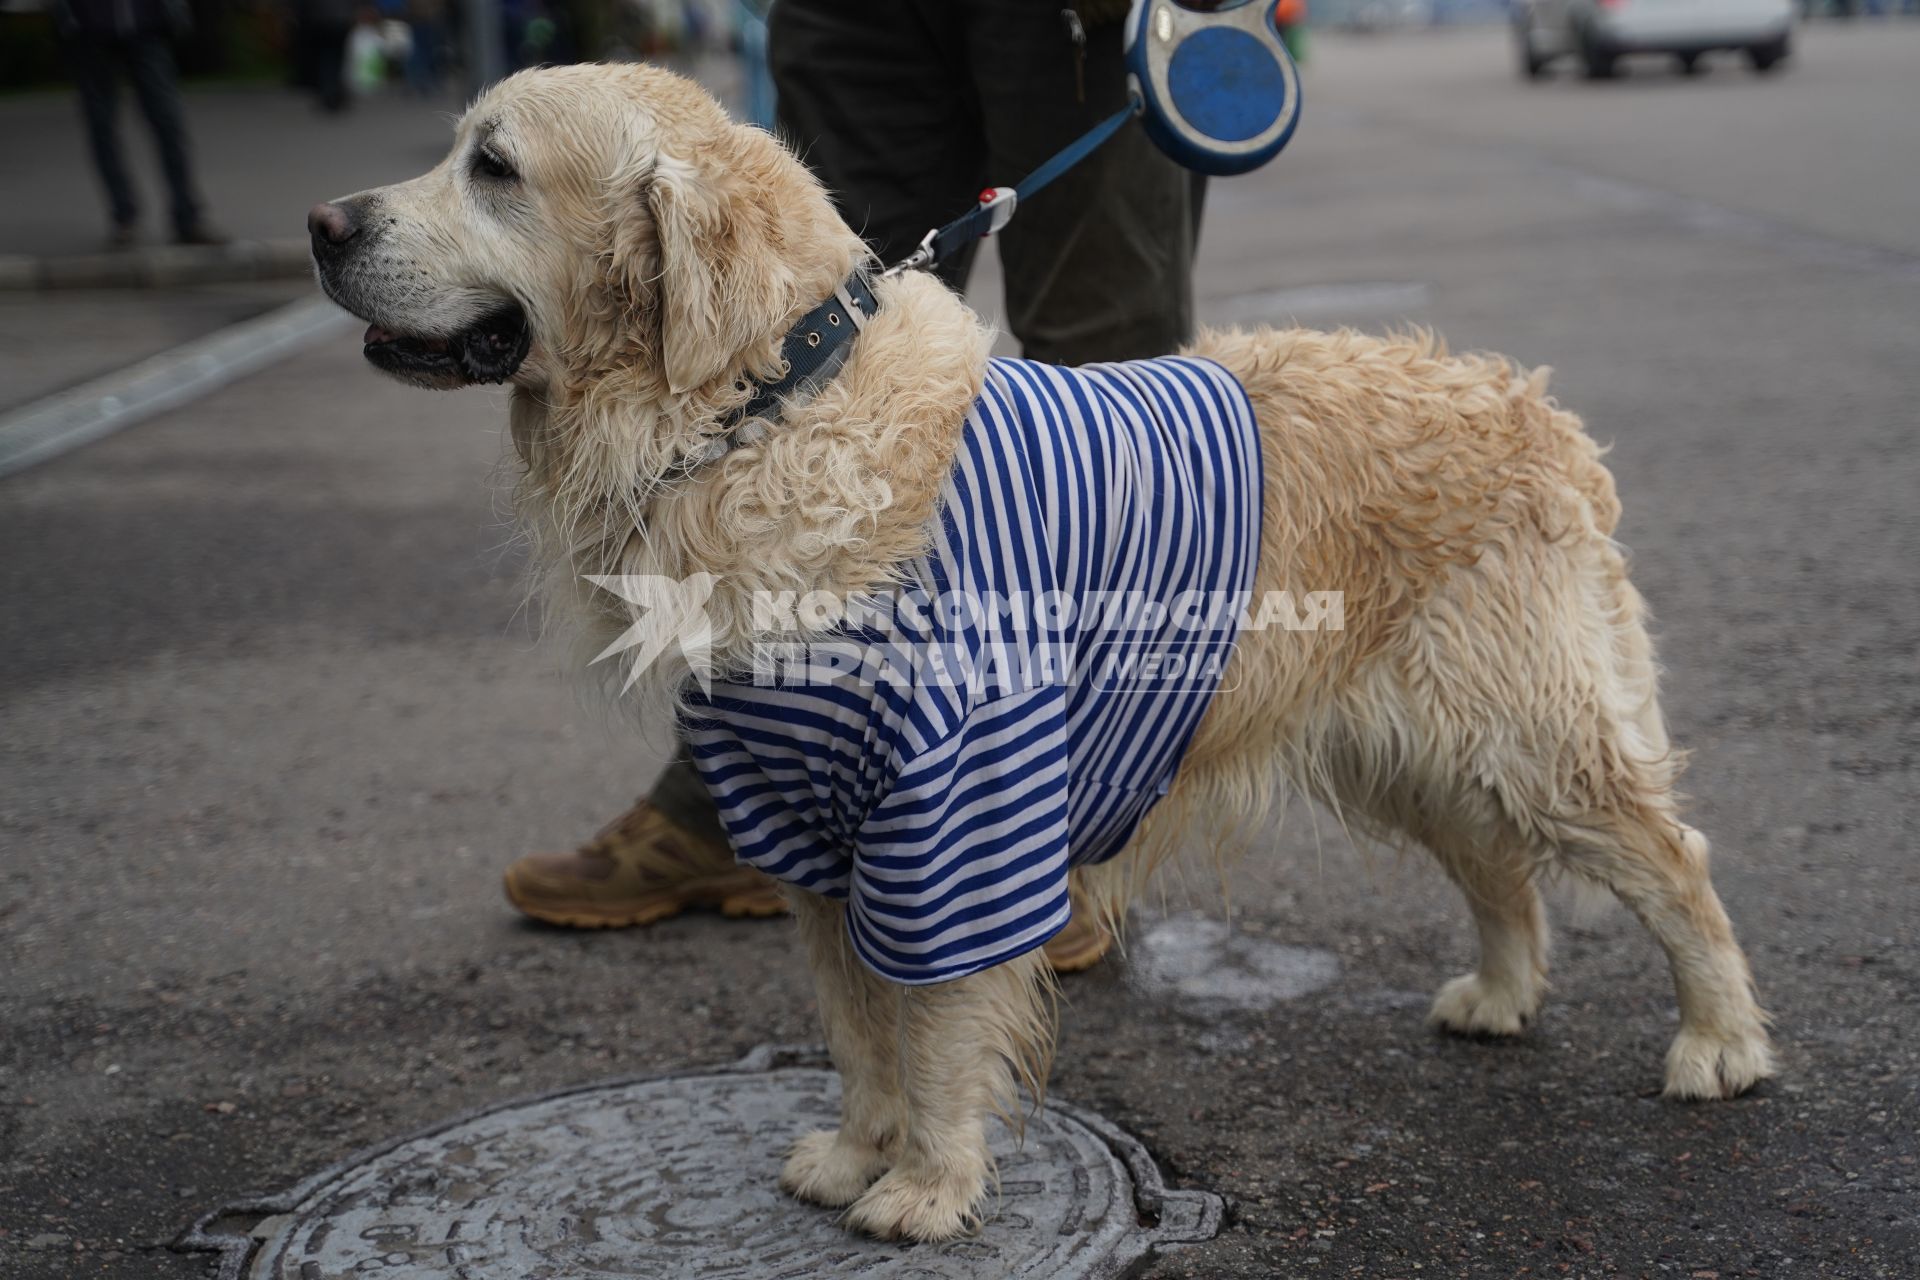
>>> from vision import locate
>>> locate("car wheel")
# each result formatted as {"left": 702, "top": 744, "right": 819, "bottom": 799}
{"left": 1517, "top": 25, "right": 1550, "bottom": 79}
{"left": 1677, "top": 51, "right": 1702, "bottom": 75}
{"left": 1747, "top": 34, "right": 1789, "bottom": 72}
{"left": 1580, "top": 27, "right": 1618, "bottom": 79}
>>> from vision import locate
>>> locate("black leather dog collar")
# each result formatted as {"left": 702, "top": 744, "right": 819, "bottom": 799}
{"left": 723, "top": 274, "right": 879, "bottom": 430}
{"left": 641, "top": 273, "right": 880, "bottom": 496}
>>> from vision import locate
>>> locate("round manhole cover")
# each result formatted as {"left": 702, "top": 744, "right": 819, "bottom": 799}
{"left": 182, "top": 1048, "right": 1220, "bottom": 1280}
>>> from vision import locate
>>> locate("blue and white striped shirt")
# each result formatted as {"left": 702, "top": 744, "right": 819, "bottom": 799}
{"left": 684, "top": 356, "right": 1263, "bottom": 984}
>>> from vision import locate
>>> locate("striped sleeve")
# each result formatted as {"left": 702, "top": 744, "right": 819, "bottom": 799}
{"left": 845, "top": 683, "right": 1073, "bottom": 985}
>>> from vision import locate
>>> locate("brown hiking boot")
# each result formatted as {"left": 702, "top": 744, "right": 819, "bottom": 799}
{"left": 1044, "top": 874, "right": 1117, "bottom": 973}
{"left": 503, "top": 799, "right": 788, "bottom": 928}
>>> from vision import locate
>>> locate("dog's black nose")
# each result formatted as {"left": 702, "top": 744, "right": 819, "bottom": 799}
{"left": 308, "top": 201, "right": 358, "bottom": 251}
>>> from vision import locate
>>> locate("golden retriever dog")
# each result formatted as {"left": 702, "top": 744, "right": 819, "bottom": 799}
{"left": 309, "top": 63, "right": 1774, "bottom": 1243}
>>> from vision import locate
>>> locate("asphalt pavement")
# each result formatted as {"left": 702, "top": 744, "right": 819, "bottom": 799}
{"left": 3, "top": 23, "right": 1919, "bottom": 1280}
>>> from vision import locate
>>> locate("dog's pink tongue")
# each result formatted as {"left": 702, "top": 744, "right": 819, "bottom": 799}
{"left": 364, "top": 323, "right": 395, "bottom": 344}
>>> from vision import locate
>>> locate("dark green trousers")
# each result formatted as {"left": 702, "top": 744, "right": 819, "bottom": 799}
{"left": 649, "top": 0, "right": 1205, "bottom": 839}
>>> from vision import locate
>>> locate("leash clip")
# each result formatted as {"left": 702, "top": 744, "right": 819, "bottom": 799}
{"left": 882, "top": 227, "right": 939, "bottom": 279}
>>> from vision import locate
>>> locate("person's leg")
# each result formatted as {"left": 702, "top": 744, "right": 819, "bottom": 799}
{"left": 121, "top": 34, "right": 208, "bottom": 239}
{"left": 314, "top": 23, "right": 350, "bottom": 112}
{"left": 965, "top": 0, "right": 1203, "bottom": 365}
{"left": 405, "top": 21, "right": 440, "bottom": 94}
{"left": 768, "top": 0, "right": 984, "bottom": 290}
{"left": 123, "top": 36, "right": 212, "bottom": 239}
{"left": 65, "top": 36, "right": 139, "bottom": 237}
{"left": 644, "top": 754, "right": 729, "bottom": 851}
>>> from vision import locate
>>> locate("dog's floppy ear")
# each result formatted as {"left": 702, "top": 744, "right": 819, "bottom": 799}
{"left": 645, "top": 129, "right": 804, "bottom": 397}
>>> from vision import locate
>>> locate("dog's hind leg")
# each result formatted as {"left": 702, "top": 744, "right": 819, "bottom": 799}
{"left": 1422, "top": 817, "right": 1550, "bottom": 1038}
{"left": 780, "top": 893, "right": 905, "bottom": 1208}
{"left": 1506, "top": 562, "right": 1770, "bottom": 1097}
{"left": 1549, "top": 797, "right": 1773, "bottom": 1099}
{"left": 1571, "top": 566, "right": 1770, "bottom": 1098}
{"left": 1309, "top": 724, "right": 1552, "bottom": 1037}
{"left": 842, "top": 948, "right": 1053, "bottom": 1242}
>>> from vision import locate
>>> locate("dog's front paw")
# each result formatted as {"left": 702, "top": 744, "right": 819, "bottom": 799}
{"left": 1663, "top": 1024, "right": 1775, "bottom": 1100}
{"left": 842, "top": 1164, "right": 985, "bottom": 1242}
{"left": 1427, "top": 972, "right": 1541, "bottom": 1037}
{"left": 779, "top": 1129, "right": 891, "bottom": 1208}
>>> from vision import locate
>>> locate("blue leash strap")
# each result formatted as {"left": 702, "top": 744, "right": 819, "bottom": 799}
{"left": 885, "top": 98, "right": 1140, "bottom": 276}
{"left": 1014, "top": 98, "right": 1139, "bottom": 204}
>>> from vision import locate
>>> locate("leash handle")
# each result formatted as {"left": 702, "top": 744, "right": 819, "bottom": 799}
{"left": 884, "top": 98, "right": 1139, "bottom": 277}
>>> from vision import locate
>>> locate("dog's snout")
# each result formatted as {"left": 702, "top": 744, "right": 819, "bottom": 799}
{"left": 308, "top": 201, "right": 360, "bottom": 253}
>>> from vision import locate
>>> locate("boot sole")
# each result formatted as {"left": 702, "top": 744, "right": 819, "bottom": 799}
{"left": 503, "top": 869, "right": 789, "bottom": 930}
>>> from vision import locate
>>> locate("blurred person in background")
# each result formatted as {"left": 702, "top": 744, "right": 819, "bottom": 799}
{"left": 406, "top": 0, "right": 449, "bottom": 94}
{"left": 735, "top": 0, "right": 774, "bottom": 129}
{"left": 346, "top": 2, "right": 413, "bottom": 94}
{"left": 51, "top": 0, "right": 226, "bottom": 248}
{"left": 504, "top": 0, "right": 569, "bottom": 70}
{"left": 499, "top": 0, "right": 1205, "bottom": 975}
{"left": 293, "top": 0, "right": 357, "bottom": 112}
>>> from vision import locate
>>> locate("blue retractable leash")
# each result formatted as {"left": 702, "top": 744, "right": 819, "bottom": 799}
{"left": 886, "top": 0, "right": 1303, "bottom": 277}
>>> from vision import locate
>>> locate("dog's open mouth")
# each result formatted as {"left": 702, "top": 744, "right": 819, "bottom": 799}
{"left": 362, "top": 303, "right": 531, "bottom": 388}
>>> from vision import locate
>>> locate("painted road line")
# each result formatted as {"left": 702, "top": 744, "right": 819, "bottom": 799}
{"left": 0, "top": 295, "right": 352, "bottom": 480}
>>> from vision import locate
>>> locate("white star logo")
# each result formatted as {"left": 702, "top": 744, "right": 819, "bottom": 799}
{"left": 585, "top": 573, "right": 720, "bottom": 695}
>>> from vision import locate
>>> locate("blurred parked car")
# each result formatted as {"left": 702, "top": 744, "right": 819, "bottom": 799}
{"left": 1514, "top": 0, "right": 1792, "bottom": 78}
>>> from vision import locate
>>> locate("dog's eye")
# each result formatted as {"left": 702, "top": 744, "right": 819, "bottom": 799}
{"left": 474, "top": 147, "right": 517, "bottom": 182}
